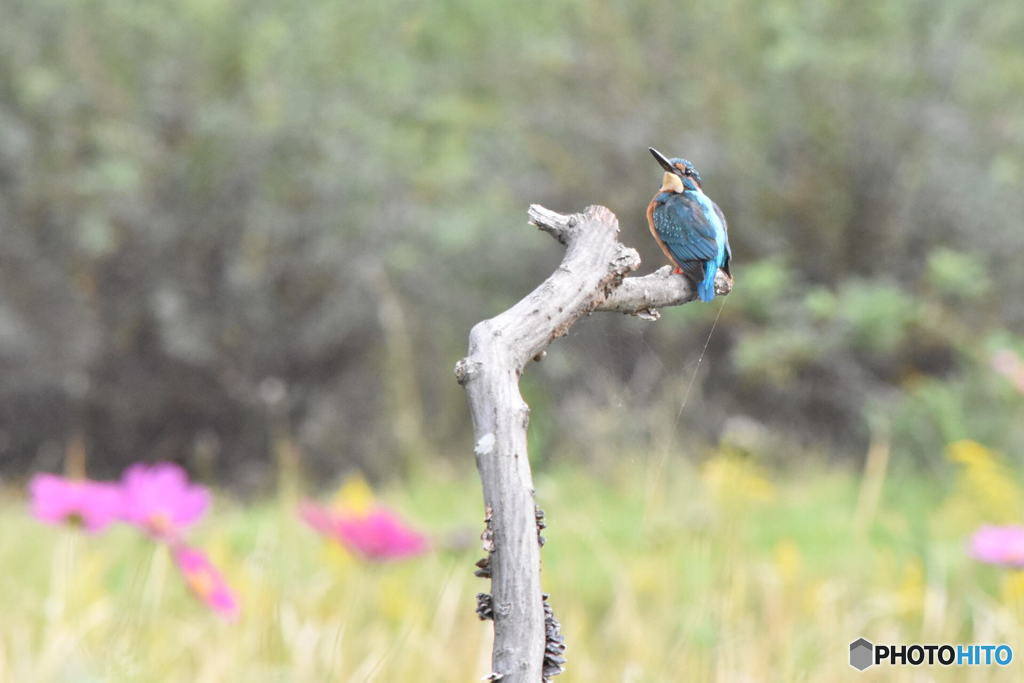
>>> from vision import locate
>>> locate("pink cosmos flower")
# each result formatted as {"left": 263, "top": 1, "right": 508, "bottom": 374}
{"left": 299, "top": 502, "right": 429, "bottom": 561}
{"left": 991, "top": 349, "right": 1024, "bottom": 393}
{"left": 29, "top": 473, "right": 123, "bottom": 533}
{"left": 969, "top": 525, "right": 1024, "bottom": 567}
{"left": 172, "top": 544, "right": 238, "bottom": 619}
{"left": 300, "top": 502, "right": 336, "bottom": 537}
{"left": 120, "top": 463, "right": 209, "bottom": 541}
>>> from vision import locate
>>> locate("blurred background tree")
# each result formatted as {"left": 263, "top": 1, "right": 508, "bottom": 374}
{"left": 1, "top": 0, "right": 1023, "bottom": 489}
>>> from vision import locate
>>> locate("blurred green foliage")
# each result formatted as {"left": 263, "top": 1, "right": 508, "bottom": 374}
{"left": 1, "top": 0, "right": 1023, "bottom": 483}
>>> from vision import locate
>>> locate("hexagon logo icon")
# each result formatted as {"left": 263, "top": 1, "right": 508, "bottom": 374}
{"left": 850, "top": 638, "right": 874, "bottom": 671}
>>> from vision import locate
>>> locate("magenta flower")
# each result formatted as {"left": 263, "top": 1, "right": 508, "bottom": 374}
{"left": 970, "top": 525, "right": 1024, "bottom": 567}
{"left": 29, "top": 473, "right": 123, "bottom": 533}
{"left": 300, "top": 502, "right": 429, "bottom": 561}
{"left": 172, "top": 544, "right": 238, "bottom": 619}
{"left": 121, "top": 463, "right": 209, "bottom": 541}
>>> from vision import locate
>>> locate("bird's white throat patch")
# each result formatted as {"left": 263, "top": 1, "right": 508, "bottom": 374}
{"left": 660, "top": 172, "right": 684, "bottom": 193}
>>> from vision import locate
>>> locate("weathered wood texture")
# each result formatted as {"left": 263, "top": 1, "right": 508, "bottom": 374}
{"left": 455, "top": 204, "right": 731, "bottom": 681}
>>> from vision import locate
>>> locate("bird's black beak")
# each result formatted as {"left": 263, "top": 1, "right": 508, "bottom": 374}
{"left": 649, "top": 147, "right": 677, "bottom": 174}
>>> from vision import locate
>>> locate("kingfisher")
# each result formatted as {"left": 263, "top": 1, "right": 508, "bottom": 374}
{"left": 646, "top": 147, "right": 731, "bottom": 302}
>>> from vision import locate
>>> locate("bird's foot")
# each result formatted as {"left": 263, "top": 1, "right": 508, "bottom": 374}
{"left": 673, "top": 266, "right": 683, "bottom": 275}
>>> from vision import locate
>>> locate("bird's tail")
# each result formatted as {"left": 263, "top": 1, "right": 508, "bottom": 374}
{"left": 698, "top": 261, "right": 717, "bottom": 302}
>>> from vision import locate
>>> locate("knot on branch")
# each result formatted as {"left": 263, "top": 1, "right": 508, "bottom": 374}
{"left": 454, "top": 357, "right": 481, "bottom": 385}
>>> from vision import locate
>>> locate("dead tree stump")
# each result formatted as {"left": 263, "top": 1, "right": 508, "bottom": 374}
{"left": 455, "top": 204, "right": 731, "bottom": 681}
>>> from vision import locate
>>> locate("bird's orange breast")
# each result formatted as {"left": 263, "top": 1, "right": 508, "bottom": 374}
{"left": 646, "top": 197, "right": 681, "bottom": 268}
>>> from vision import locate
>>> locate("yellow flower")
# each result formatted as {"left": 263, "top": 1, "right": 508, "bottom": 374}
{"left": 896, "top": 560, "right": 924, "bottom": 616}
{"left": 773, "top": 540, "right": 801, "bottom": 583}
{"left": 945, "top": 440, "right": 1022, "bottom": 522}
{"left": 1001, "top": 571, "right": 1024, "bottom": 605}
{"left": 331, "top": 475, "right": 375, "bottom": 515}
{"left": 702, "top": 454, "right": 776, "bottom": 505}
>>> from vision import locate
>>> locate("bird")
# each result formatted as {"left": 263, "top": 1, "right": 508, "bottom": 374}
{"left": 646, "top": 147, "right": 731, "bottom": 302}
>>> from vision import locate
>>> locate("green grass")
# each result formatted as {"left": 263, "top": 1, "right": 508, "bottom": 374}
{"left": 2, "top": 454, "right": 1022, "bottom": 682}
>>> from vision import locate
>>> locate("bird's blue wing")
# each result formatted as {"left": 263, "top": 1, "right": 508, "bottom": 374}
{"left": 652, "top": 194, "right": 719, "bottom": 277}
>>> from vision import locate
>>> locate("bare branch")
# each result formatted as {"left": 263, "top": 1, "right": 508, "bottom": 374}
{"left": 527, "top": 204, "right": 575, "bottom": 245}
{"left": 597, "top": 265, "right": 733, "bottom": 320}
{"left": 456, "top": 203, "right": 729, "bottom": 681}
